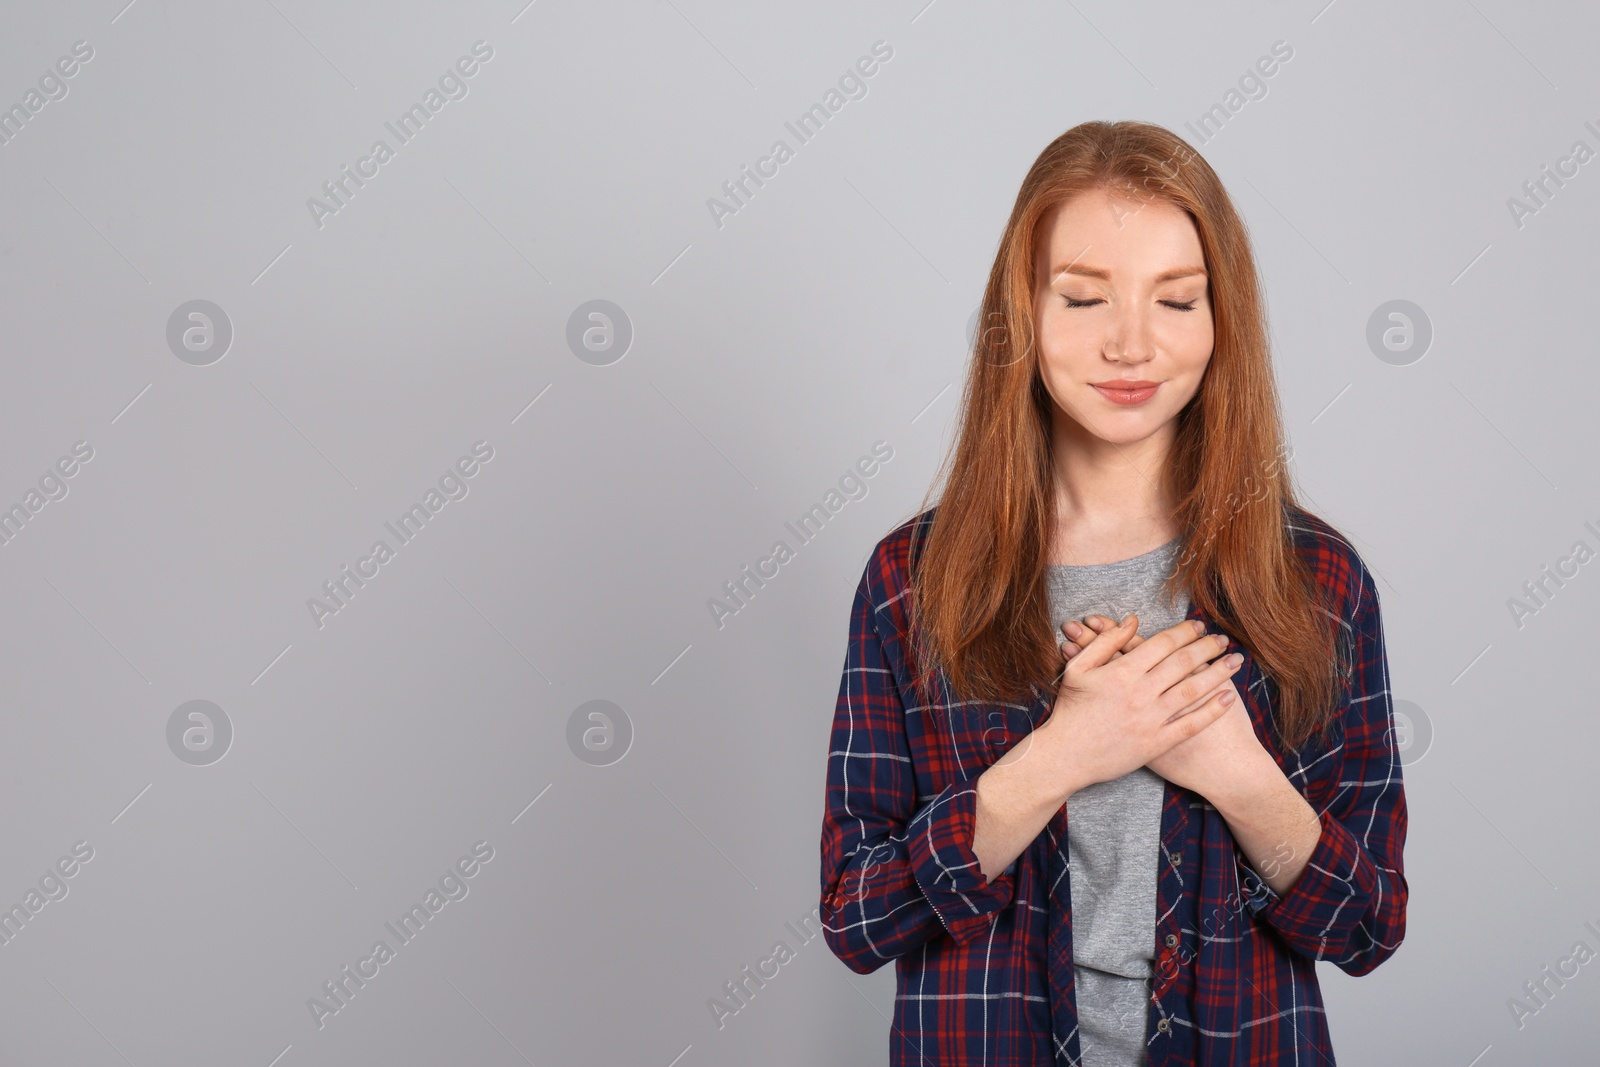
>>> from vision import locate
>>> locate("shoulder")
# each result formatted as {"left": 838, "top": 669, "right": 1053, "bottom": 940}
{"left": 854, "top": 506, "right": 937, "bottom": 624}
{"left": 1282, "top": 501, "right": 1379, "bottom": 623}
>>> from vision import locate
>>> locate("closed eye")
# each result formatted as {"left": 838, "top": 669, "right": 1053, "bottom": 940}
{"left": 1062, "top": 296, "right": 1198, "bottom": 312}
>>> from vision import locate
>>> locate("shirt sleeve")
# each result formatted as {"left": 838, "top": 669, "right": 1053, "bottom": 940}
{"left": 1234, "top": 563, "right": 1409, "bottom": 977}
{"left": 820, "top": 563, "right": 1017, "bottom": 975}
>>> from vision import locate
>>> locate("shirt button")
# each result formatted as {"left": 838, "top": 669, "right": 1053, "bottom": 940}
{"left": 1156, "top": 1018, "right": 1170, "bottom": 1033}
{"left": 1168, "top": 851, "right": 1182, "bottom": 867}
{"left": 1165, "top": 933, "right": 1179, "bottom": 948}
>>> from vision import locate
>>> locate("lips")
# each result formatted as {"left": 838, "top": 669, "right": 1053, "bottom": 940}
{"left": 1092, "top": 381, "right": 1160, "bottom": 405}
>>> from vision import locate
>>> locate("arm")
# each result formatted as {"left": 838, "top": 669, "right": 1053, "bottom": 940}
{"left": 972, "top": 715, "right": 1090, "bottom": 884}
{"left": 819, "top": 566, "right": 1018, "bottom": 975}
{"left": 1226, "top": 565, "right": 1409, "bottom": 976}
{"left": 1208, "top": 763, "right": 1323, "bottom": 897}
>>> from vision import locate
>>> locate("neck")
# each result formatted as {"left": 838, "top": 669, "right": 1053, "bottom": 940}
{"left": 1048, "top": 412, "right": 1180, "bottom": 560}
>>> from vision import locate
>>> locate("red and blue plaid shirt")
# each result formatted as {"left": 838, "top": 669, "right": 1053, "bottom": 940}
{"left": 819, "top": 504, "right": 1408, "bottom": 1065}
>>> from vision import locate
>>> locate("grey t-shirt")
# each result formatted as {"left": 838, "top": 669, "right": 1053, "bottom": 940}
{"left": 1046, "top": 537, "right": 1189, "bottom": 1067}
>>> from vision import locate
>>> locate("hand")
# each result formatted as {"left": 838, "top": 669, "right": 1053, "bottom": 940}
{"left": 1059, "top": 613, "right": 1206, "bottom": 692}
{"left": 1061, "top": 614, "right": 1146, "bottom": 660}
{"left": 1062, "top": 615, "right": 1269, "bottom": 800}
{"left": 1042, "top": 613, "right": 1243, "bottom": 792}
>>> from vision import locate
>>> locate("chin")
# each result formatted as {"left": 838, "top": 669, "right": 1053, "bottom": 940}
{"left": 1091, "top": 416, "right": 1173, "bottom": 445}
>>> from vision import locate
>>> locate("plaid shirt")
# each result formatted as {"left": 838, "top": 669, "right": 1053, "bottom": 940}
{"left": 819, "top": 505, "right": 1408, "bottom": 1065}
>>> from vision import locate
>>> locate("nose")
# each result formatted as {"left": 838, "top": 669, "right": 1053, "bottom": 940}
{"left": 1105, "top": 304, "right": 1157, "bottom": 363}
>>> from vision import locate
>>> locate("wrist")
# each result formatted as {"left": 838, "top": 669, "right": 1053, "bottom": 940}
{"left": 1036, "top": 715, "right": 1091, "bottom": 808}
{"left": 1206, "top": 750, "right": 1289, "bottom": 818}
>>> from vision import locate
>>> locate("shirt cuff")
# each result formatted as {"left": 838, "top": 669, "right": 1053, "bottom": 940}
{"left": 905, "top": 781, "right": 1017, "bottom": 944}
{"left": 1237, "top": 808, "right": 1379, "bottom": 956}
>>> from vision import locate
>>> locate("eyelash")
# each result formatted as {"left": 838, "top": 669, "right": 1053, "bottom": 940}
{"left": 1062, "top": 296, "right": 1198, "bottom": 312}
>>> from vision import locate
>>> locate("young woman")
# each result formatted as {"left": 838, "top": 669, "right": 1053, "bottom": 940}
{"left": 819, "top": 120, "right": 1407, "bottom": 1065}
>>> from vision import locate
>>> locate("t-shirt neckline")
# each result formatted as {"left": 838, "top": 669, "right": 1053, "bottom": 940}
{"left": 1046, "top": 535, "right": 1181, "bottom": 570}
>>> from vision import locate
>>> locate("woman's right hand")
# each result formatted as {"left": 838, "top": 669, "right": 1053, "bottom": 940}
{"left": 1061, "top": 614, "right": 1146, "bottom": 660}
{"left": 1041, "top": 614, "right": 1243, "bottom": 790}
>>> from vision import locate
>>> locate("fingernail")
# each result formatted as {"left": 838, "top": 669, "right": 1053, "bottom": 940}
{"left": 1227, "top": 653, "right": 1243, "bottom": 668}
{"left": 1064, "top": 621, "right": 1082, "bottom": 638}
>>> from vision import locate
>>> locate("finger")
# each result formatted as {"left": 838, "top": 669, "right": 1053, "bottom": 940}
{"left": 1159, "top": 651, "right": 1244, "bottom": 713}
{"left": 1136, "top": 620, "right": 1226, "bottom": 683}
{"left": 1163, "top": 686, "right": 1233, "bottom": 741}
{"left": 1175, "top": 644, "right": 1206, "bottom": 677}
{"left": 1085, "top": 613, "right": 1145, "bottom": 643}
{"left": 1062, "top": 642, "right": 1122, "bottom": 662}
{"left": 1162, "top": 681, "right": 1225, "bottom": 723}
{"left": 1082, "top": 615, "right": 1145, "bottom": 653}
{"left": 1063, "top": 613, "right": 1139, "bottom": 672}
{"left": 1066, "top": 615, "right": 1134, "bottom": 646}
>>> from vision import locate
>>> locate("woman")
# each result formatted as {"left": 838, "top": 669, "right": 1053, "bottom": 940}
{"left": 818, "top": 120, "right": 1407, "bottom": 1066}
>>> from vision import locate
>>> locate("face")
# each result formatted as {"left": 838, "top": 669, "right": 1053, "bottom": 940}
{"left": 1032, "top": 186, "right": 1215, "bottom": 448}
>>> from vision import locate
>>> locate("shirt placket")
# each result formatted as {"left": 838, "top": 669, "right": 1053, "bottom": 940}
{"left": 1044, "top": 798, "right": 1078, "bottom": 1063}
{"left": 1146, "top": 782, "right": 1194, "bottom": 1063}
{"left": 1143, "top": 597, "right": 1215, "bottom": 1063}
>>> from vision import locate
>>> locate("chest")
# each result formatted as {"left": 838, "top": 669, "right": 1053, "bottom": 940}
{"left": 898, "top": 600, "right": 1319, "bottom": 813}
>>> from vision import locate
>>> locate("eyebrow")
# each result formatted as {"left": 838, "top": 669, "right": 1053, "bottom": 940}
{"left": 1052, "top": 264, "right": 1208, "bottom": 283}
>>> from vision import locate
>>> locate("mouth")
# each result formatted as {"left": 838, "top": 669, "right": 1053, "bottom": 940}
{"left": 1091, "top": 381, "right": 1160, "bottom": 406}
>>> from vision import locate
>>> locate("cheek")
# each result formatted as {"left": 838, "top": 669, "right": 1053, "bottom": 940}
{"left": 1034, "top": 336, "right": 1090, "bottom": 410}
{"left": 1031, "top": 316, "right": 1065, "bottom": 374}
{"left": 1161, "top": 323, "right": 1215, "bottom": 390}
{"left": 1035, "top": 311, "right": 1099, "bottom": 373}
{"left": 1159, "top": 312, "right": 1214, "bottom": 361}
{"left": 1187, "top": 315, "right": 1217, "bottom": 361}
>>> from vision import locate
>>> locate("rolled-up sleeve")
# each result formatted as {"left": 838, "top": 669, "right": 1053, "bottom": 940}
{"left": 820, "top": 562, "right": 1015, "bottom": 974}
{"left": 1236, "top": 564, "right": 1408, "bottom": 976}
{"left": 905, "top": 780, "right": 1017, "bottom": 940}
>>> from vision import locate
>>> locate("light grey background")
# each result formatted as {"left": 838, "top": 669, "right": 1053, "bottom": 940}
{"left": 0, "top": 0, "right": 1593, "bottom": 1063}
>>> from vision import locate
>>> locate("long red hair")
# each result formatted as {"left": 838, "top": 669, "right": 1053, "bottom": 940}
{"left": 908, "top": 119, "right": 1340, "bottom": 752}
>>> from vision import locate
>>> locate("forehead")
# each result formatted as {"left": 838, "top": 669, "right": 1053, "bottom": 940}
{"left": 1036, "top": 188, "right": 1203, "bottom": 277}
